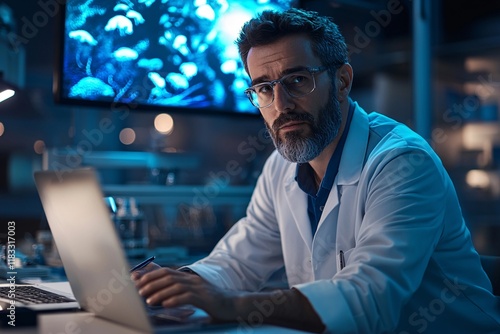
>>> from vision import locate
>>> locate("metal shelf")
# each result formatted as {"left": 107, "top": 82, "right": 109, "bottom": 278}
{"left": 43, "top": 149, "right": 201, "bottom": 171}
{"left": 102, "top": 184, "right": 254, "bottom": 206}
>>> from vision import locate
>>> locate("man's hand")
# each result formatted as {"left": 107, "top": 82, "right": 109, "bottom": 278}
{"left": 133, "top": 267, "right": 241, "bottom": 322}
{"left": 133, "top": 268, "right": 325, "bottom": 332}
{"left": 130, "top": 262, "right": 161, "bottom": 281}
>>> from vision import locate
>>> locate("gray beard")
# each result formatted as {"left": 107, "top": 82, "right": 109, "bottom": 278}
{"left": 266, "top": 90, "right": 342, "bottom": 163}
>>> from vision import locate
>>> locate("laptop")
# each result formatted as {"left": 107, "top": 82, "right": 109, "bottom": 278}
{"left": 26, "top": 168, "right": 214, "bottom": 332}
{"left": 0, "top": 281, "right": 79, "bottom": 312}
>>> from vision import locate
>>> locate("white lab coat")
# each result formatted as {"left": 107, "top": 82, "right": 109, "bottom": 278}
{"left": 188, "top": 102, "right": 500, "bottom": 333}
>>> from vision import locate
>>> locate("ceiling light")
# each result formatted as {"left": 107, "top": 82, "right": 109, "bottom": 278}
{"left": 0, "top": 72, "right": 17, "bottom": 103}
{"left": 0, "top": 89, "right": 15, "bottom": 103}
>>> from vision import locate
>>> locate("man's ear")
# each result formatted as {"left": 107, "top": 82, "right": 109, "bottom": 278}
{"left": 336, "top": 63, "right": 353, "bottom": 102}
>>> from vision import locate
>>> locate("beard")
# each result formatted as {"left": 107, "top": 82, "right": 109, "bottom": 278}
{"left": 265, "top": 88, "right": 342, "bottom": 163}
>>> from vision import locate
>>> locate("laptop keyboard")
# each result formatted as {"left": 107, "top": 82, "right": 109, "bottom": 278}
{"left": 0, "top": 286, "right": 75, "bottom": 305}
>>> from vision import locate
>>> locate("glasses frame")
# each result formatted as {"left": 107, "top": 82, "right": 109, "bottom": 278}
{"left": 244, "top": 65, "right": 329, "bottom": 109}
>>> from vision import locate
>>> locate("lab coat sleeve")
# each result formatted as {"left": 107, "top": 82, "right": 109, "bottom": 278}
{"left": 295, "top": 148, "right": 451, "bottom": 333}
{"left": 186, "top": 151, "right": 285, "bottom": 291}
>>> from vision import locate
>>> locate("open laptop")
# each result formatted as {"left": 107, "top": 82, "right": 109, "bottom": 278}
{"left": 26, "top": 168, "right": 214, "bottom": 332}
{"left": 0, "top": 281, "right": 79, "bottom": 312}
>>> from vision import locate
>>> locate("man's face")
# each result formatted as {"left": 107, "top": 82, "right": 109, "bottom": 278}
{"left": 246, "top": 34, "right": 342, "bottom": 163}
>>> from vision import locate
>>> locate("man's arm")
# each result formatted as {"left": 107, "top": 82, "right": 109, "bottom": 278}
{"left": 236, "top": 288, "right": 326, "bottom": 333}
{"left": 133, "top": 267, "right": 325, "bottom": 332}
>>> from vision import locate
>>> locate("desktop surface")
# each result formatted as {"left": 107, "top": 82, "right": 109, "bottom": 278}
{"left": 1, "top": 282, "right": 310, "bottom": 334}
{"left": 1, "top": 311, "right": 310, "bottom": 334}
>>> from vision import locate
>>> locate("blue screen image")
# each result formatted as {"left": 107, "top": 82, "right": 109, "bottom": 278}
{"left": 58, "top": 0, "right": 296, "bottom": 115}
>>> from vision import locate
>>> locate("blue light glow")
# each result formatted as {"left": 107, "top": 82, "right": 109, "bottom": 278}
{"left": 60, "top": 0, "right": 296, "bottom": 114}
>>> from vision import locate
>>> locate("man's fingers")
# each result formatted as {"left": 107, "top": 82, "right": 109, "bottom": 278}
{"left": 143, "top": 262, "right": 161, "bottom": 271}
{"left": 130, "top": 262, "right": 161, "bottom": 281}
{"left": 138, "top": 269, "right": 192, "bottom": 297}
{"left": 161, "top": 291, "right": 199, "bottom": 308}
{"left": 137, "top": 267, "right": 176, "bottom": 286}
{"left": 145, "top": 283, "right": 192, "bottom": 306}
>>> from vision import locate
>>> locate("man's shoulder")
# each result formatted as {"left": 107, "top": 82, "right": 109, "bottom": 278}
{"left": 366, "top": 111, "right": 404, "bottom": 136}
{"left": 365, "top": 111, "right": 428, "bottom": 149}
{"left": 357, "top": 110, "right": 442, "bottom": 171}
{"left": 261, "top": 150, "right": 295, "bottom": 178}
{"left": 350, "top": 101, "right": 411, "bottom": 147}
{"left": 252, "top": 150, "right": 296, "bottom": 196}
{"left": 263, "top": 150, "right": 294, "bottom": 169}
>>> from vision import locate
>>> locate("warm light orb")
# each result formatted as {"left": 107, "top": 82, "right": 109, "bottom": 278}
{"left": 119, "top": 128, "right": 136, "bottom": 145}
{"left": 466, "top": 170, "right": 490, "bottom": 189}
{"left": 154, "top": 113, "right": 174, "bottom": 134}
{"left": 34, "top": 140, "right": 46, "bottom": 154}
{"left": 0, "top": 122, "right": 4, "bottom": 136}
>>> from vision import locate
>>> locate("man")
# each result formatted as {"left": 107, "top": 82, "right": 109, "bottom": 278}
{"left": 133, "top": 8, "right": 500, "bottom": 333}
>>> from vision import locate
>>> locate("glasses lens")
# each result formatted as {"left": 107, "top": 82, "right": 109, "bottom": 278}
{"left": 248, "top": 83, "right": 273, "bottom": 108}
{"left": 246, "top": 69, "right": 318, "bottom": 108}
{"left": 282, "top": 71, "right": 315, "bottom": 98}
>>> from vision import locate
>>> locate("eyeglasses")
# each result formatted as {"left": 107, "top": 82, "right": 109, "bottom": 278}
{"left": 244, "top": 66, "right": 328, "bottom": 109}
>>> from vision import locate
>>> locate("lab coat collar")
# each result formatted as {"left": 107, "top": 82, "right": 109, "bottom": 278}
{"left": 337, "top": 101, "right": 369, "bottom": 186}
{"left": 315, "top": 102, "right": 369, "bottom": 230}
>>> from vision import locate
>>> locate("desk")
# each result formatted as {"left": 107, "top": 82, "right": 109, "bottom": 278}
{"left": 2, "top": 282, "right": 309, "bottom": 334}
{"left": 38, "top": 312, "right": 310, "bottom": 333}
{"left": 2, "top": 312, "right": 309, "bottom": 333}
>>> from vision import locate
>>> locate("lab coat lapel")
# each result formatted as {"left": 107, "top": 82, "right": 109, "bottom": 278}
{"left": 316, "top": 103, "right": 369, "bottom": 232}
{"left": 284, "top": 174, "right": 313, "bottom": 252}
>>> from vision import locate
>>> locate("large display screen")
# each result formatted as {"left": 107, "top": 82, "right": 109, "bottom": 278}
{"left": 54, "top": 0, "right": 297, "bottom": 116}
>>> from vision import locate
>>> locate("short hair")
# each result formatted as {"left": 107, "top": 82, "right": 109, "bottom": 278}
{"left": 236, "top": 8, "right": 349, "bottom": 76}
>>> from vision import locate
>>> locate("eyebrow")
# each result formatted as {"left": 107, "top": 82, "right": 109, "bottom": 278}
{"left": 250, "top": 65, "right": 310, "bottom": 86}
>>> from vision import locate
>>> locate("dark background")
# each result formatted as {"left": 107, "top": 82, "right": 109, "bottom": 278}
{"left": 0, "top": 0, "right": 499, "bottom": 256}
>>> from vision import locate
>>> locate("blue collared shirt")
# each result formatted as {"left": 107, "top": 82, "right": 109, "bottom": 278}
{"left": 295, "top": 100, "right": 354, "bottom": 235}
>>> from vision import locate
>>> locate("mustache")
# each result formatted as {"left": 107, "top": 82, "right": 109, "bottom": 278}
{"left": 272, "top": 112, "right": 315, "bottom": 132}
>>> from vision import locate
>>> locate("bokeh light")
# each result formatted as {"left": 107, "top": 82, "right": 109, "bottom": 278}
{"left": 154, "top": 113, "right": 174, "bottom": 134}
{"left": 34, "top": 140, "right": 46, "bottom": 154}
{"left": 119, "top": 128, "right": 136, "bottom": 145}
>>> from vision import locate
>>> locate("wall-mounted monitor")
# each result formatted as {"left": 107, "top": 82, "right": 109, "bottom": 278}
{"left": 54, "top": 0, "right": 298, "bottom": 116}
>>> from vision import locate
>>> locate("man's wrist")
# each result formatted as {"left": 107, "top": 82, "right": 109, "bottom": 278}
{"left": 178, "top": 267, "right": 199, "bottom": 276}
